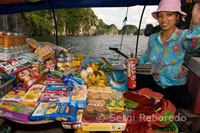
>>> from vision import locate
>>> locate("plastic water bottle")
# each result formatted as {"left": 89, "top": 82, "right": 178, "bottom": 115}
{"left": 57, "top": 49, "right": 65, "bottom": 71}
{"left": 0, "top": 47, "right": 3, "bottom": 52}
{"left": 3, "top": 47, "right": 11, "bottom": 53}
{"left": 24, "top": 44, "right": 30, "bottom": 52}
{"left": 65, "top": 48, "right": 72, "bottom": 67}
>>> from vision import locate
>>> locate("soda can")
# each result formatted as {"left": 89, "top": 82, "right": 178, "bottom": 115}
{"left": 127, "top": 61, "right": 136, "bottom": 89}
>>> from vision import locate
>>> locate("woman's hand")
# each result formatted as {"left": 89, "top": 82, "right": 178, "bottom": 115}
{"left": 124, "top": 58, "right": 139, "bottom": 76}
{"left": 192, "top": 2, "right": 200, "bottom": 25}
{"left": 125, "top": 58, "right": 140, "bottom": 65}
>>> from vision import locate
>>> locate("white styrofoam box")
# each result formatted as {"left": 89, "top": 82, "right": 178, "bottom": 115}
{"left": 0, "top": 52, "right": 20, "bottom": 61}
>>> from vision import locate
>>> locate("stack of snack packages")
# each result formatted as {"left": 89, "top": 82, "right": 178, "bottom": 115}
{"left": 0, "top": 38, "right": 124, "bottom": 124}
{"left": 83, "top": 86, "right": 125, "bottom": 121}
{"left": 0, "top": 39, "right": 86, "bottom": 122}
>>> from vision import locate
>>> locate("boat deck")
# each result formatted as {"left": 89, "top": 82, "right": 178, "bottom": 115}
{"left": 0, "top": 64, "right": 200, "bottom": 132}
{"left": 176, "top": 108, "right": 200, "bottom": 132}
{"left": 137, "top": 64, "right": 200, "bottom": 132}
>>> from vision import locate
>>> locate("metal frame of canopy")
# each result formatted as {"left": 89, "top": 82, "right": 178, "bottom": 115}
{"left": 0, "top": 0, "right": 163, "bottom": 15}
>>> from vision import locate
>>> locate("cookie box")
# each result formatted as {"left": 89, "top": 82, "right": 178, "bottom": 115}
{"left": 38, "top": 85, "right": 71, "bottom": 103}
{"left": 19, "top": 84, "right": 46, "bottom": 106}
{"left": 30, "top": 102, "right": 77, "bottom": 122}
{"left": 70, "top": 85, "right": 87, "bottom": 108}
{"left": 0, "top": 100, "right": 35, "bottom": 122}
{"left": 62, "top": 109, "right": 83, "bottom": 129}
{"left": 45, "top": 85, "right": 71, "bottom": 91}
{"left": 43, "top": 78, "right": 65, "bottom": 85}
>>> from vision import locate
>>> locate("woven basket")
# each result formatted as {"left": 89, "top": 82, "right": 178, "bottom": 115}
{"left": 0, "top": 76, "right": 16, "bottom": 98}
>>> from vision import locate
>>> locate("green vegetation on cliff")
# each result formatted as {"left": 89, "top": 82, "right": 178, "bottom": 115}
{"left": 1, "top": 8, "right": 141, "bottom": 36}
{"left": 97, "top": 19, "right": 118, "bottom": 35}
{"left": 23, "top": 8, "right": 98, "bottom": 36}
{"left": 119, "top": 25, "right": 137, "bottom": 35}
{"left": 23, "top": 10, "right": 53, "bottom": 35}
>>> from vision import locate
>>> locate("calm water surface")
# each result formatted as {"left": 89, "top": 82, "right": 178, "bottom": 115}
{"left": 33, "top": 35, "right": 149, "bottom": 62}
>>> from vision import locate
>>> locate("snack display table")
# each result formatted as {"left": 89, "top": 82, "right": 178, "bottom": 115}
{"left": 81, "top": 112, "right": 126, "bottom": 132}
{"left": 62, "top": 110, "right": 126, "bottom": 133}
{"left": 75, "top": 129, "right": 122, "bottom": 133}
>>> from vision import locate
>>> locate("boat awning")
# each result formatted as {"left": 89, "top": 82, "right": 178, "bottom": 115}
{"left": 0, "top": 0, "right": 186, "bottom": 15}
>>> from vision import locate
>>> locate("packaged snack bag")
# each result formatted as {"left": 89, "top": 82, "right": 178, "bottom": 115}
{"left": 2, "top": 86, "right": 27, "bottom": 101}
{"left": 0, "top": 100, "right": 35, "bottom": 122}
{"left": 19, "top": 84, "right": 46, "bottom": 106}
{"left": 70, "top": 85, "right": 87, "bottom": 108}
{"left": 30, "top": 102, "right": 77, "bottom": 122}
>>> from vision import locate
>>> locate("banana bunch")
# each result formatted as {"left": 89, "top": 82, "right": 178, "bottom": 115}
{"left": 98, "top": 70, "right": 106, "bottom": 77}
{"left": 86, "top": 62, "right": 102, "bottom": 71}
{"left": 86, "top": 74, "right": 105, "bottom": 87}
{"left": 74, "top": 54, "right": 84, "bottom": 61}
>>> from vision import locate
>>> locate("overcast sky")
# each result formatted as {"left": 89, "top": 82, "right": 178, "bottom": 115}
{"left": 92, "top": 6, "right": 158, "bottom": 30}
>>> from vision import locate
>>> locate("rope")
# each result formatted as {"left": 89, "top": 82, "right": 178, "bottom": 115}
{"left": 135, "top": 0, "right": 148, "bottom": 58}
{"left": 118, "top": 7, "right": 129, "bottom": 60}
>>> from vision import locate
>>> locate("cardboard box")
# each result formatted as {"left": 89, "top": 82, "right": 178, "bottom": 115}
{"left": 62, "top": 109, "right": 83, "bottom": 129}
{"left": 0, "top": 51, "right": 20, "bottom": 61}
{"left": 82, "top": 112, "right": 126, "bottom": 131}
{"left": 0, "top": 36, "right": 26, "bottom": 47}
{"left": 30, "top": 102, "right": 77, "bottom": 122}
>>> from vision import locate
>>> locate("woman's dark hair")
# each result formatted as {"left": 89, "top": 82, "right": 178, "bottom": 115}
{"left": 176, "top": 12, "right": 182, "bottom": 28}
{"left": 179, "top": 2, "right": 195, "bottom": 29}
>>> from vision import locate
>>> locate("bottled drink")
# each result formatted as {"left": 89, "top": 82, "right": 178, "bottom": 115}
{"left": 0, "top": 47, "right": 3, "bottom": 52}
{"left": 3, "top": 47, "right": 11, "bottom": 53}
{"left": 65, "top": 48, "right": 72, "bottom": 67}
{"left": 9, "top": 47, "right": 15, "bottom": 53}
{"left": 57, "top": 49, "right": 65, "bottom": 71}
{"left": 24, "top": 44, "right": 30, "bottom": 52}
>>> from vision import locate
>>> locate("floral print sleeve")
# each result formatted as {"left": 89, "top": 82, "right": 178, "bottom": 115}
{"left": 181, "top": 24, "right": 200, "bottom": 51}
{"left": 138, "top": 35, "right": 154, "bottom": 66}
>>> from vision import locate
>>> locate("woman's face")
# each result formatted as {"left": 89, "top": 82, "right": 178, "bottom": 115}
{"left": 157, "top": 12, "right": 179, "bottom": 31}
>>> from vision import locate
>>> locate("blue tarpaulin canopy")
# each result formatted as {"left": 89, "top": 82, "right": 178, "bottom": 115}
{"left": 0, "top": 0, "right": 186, "bottom": 15}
